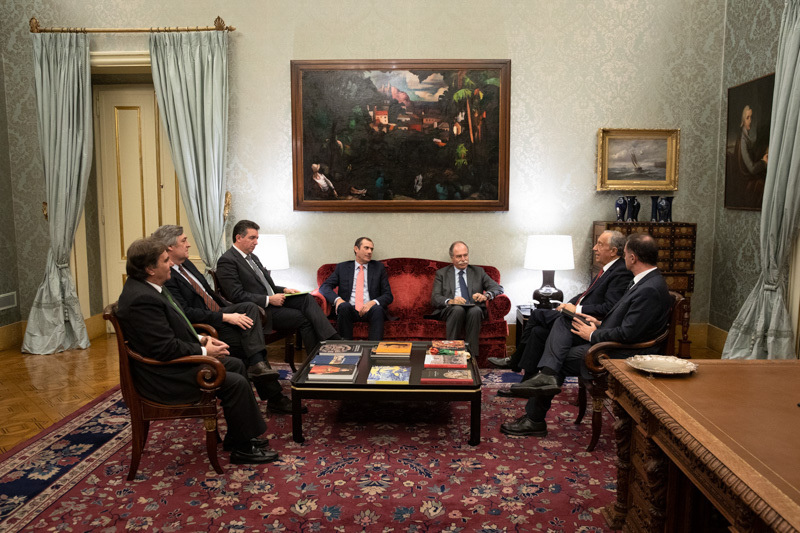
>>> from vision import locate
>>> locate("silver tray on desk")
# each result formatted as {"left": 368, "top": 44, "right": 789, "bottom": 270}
{"left": 625, "top": 355, "right": 698, "bottom": 375}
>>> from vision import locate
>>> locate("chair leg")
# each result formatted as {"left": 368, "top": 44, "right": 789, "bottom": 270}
{"left": 205, "top": 418, "right": 223, "bottom": 475}
{"left": 587, "top": 397, "right": 603, "bottom": 452}
{"left": 575, "top": 381, "right": 587, "bottom": 425}
{"left": 127, "top": 417, "right": 148, "bottom": 481}
{"left": 284, "top": 336, "right": 296, "bottom": 372}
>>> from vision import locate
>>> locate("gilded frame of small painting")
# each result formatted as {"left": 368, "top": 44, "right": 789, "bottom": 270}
{"left": 596, "top": 128, "right": 680, "bottom": 191}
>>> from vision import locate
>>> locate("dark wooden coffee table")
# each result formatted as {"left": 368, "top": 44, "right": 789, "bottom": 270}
{"left": 290, "top": 341, "right": 482, "bottom": 445}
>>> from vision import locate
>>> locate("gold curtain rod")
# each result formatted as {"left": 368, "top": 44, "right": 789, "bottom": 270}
{"left": 29, "top": 16, "right": 236, "bottom": 33}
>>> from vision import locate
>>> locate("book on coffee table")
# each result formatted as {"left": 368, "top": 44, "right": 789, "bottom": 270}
{"left": 316, "top": 343, "right": 364, "bottom": 356}
{"left": 307, "top": 364, "right": 358, "bottom": 382}
{"left": 431, "top": 340, "right": 466, "bottom": 350}
{"left": 424, "top": 352, "right": 469, "bottom": 369}
{"left": 367, "top": 365, "right": 411, "bottom": 384}
{"left": 310, "top": 354, "right": 362, "bottom": 366}
{"left": 420, "top": 368, "right": 473, "bottom": 385}
{"left": 372, "top": 342, "right": 413, "bottom": 357}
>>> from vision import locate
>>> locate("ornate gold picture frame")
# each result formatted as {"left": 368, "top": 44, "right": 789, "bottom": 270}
{"left": 596, "top": 128, "right": 680, "bottom": 191}
{"left": 291, "top": 59, "right": 510, "bottom": 212}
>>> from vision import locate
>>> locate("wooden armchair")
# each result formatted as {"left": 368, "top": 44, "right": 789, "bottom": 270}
{"left": 209, "top": 269, "right": 301, "bottom": 372}
{"left": 577, "top": 291, "right": 689, "bottom": 452}
{"left": 103, "top": 302, "right": 226, "bottom": 480}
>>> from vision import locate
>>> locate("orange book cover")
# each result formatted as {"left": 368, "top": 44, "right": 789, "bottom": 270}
{"left": 374, "top": 342, "right": 413, "bottom": 355}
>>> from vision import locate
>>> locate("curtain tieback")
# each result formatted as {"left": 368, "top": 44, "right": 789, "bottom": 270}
{"left": 56, "top": 262, "right": 70, "bottom": 269}
{"left": 764, "top": 283, "right": 779, "bottom": 291}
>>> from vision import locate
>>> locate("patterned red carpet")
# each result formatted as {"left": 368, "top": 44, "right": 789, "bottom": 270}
{"left": 0, "top": 370, "right": 616, "bottom": 532}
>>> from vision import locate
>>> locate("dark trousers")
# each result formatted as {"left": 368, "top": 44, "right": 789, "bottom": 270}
{"left": 217, "top": 301, "right": 267, "bottom": 366}
{"left": 269, "top": 293, "right": 337, "bottom": 353}
{"left": 537, "top": 317, "right": 587, "bottom": 374}
{"left": 335, "top": 302, "right": 386, "bottom": 340}
{"left": 438, "top": 305, "right": 484, "bottom": 358}
{"left": 524, "top": 343, "right": 589, "bottom": 422}
{"left": 511, "top": 308, "right": 561, "bottom": 373}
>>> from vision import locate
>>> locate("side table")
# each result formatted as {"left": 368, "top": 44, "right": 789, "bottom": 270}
{"left": 515, "top": 305, "right": 532, "bottom": 348}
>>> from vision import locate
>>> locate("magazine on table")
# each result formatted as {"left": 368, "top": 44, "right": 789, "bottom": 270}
{"left": 367, "top": 365, "right": 411, "bottom": 384}
{"left": 306, "top": 364, "right": 358, "bottom": 382}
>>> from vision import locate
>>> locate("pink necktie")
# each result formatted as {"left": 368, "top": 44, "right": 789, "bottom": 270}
{"left": 354, "top": 265, "right": 364, "bottom": 311}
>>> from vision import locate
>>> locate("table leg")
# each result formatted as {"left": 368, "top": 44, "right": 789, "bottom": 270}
{"left": 292, "top": 393, "right": 305, "bottom": 443}
{"left": 469, "top": 394, "right": 481, "bottom": 445}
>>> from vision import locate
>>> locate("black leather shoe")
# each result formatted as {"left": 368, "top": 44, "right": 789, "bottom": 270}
{"left": 500, "top": 415, "right": 547, "bottom": 437}
{"left": 229, "top": 445, "right": 279, "bottom": 464}
{"left": 509, "top": 372, "right": 561, "bottom": 397}
{"left": 496, "top": 388, "right": 515, "bottom": 397}
{"left": 223, "top": 437, "right": 270, "bottom": 452}
{"left": 267, "top": 396, "right": 308, "bottom": 415}
{"left": 248, "top": 361, "right": 280, "bottom": 381}
{"left": 487, "top": 357, "right": 513, "bottom": 369}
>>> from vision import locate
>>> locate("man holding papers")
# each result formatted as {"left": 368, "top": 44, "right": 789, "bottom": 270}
{"left": 217, "top": 220, "right": 340, "bottom": 354}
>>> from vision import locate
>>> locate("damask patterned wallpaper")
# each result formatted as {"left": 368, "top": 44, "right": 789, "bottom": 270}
{"left": 0, "top": 0, "right": 782, "bottom": 331}
{"left": 0, "top": 59, "right": 21, "bottom": 326}
{"left": 710, "top": 0, "right": 782, "bottom": 330}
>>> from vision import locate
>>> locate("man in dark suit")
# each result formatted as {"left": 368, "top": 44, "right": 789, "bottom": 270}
{"left": 153, "top": 225, "right": 302, "bottom": 416}
{"left": 501, "top": 233, "right": 672, "bottom": 437}
{"left": 430, "top": 241, "right": 504, "bottom": 358}
{"left": 115, "top": 237, "right": 278, "bottom": 464}
{"left": 216, "top": 220, "right": 339, "bottom": 353}
{"left": 319, "top": 237, "right": 394, "bottom": 340}
{"left": 490, "top": 230, "right": 632, "bottom": 395}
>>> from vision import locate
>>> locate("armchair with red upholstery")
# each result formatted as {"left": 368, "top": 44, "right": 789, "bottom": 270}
{"left": 312, "top": 257, "right": 511, "bottom": 367}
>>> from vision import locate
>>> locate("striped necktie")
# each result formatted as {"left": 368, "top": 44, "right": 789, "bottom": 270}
{"left": 178, "top": 264, "right": 220, "bottom": 312}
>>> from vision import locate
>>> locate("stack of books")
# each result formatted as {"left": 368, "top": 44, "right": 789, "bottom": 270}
{"left": 424, "top": 340, "right": 470, "bottom": 369}
{"left": 306, "top": 343, "right": 363, "bottom": 382}
{"left": 371, "top": 341, "right": 413, "bottom": 359}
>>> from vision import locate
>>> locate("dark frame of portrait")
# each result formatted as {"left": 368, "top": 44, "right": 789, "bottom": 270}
{"left": 596, "top": 129, "right": 680, "bottom": 191}
{"left": 290, "top": 59, "right": 510, "bottom": 212}
{"left": 724, "top": 73, "right": 775, "bottom": 210}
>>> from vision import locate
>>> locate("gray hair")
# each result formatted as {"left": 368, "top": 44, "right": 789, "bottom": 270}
{"left": 449, "top": 241, "right": 469, "bottom": 257}
{"left": 605, "top": 230, "right": 626, "bottom": 257}
{"left": 151, "top": 225, "right": 184, "bottom": 248}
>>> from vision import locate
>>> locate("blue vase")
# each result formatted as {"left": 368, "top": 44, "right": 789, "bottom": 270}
{"left": 657, "top": 196, "right": 674, "bottom": 222}
{"left": 625, "top": 196, "right": 639, "bottom": 222}
{"left": 615, "top": 196, "right": 627, "bottom": 222}
{"left": 650, "top": 196, "right": 660, "bottom": 222}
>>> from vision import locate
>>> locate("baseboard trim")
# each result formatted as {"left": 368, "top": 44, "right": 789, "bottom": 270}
{"left": 0, "top": 313, "right": 108, "bottom": 351}
{"left": 706, "top": 323, "right": 728, "bottom": 353}
{"left": 0, "top": 321, "right": 25, "bottom": 351}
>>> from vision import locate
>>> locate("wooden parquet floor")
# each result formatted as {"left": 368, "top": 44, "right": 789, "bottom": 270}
{"left": 0, "top": 335, "right": 120, "bottom": 454}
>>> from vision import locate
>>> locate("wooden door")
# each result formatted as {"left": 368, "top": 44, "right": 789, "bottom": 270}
{"left": 94, "top": 85, "right": 200, "bottom": 305}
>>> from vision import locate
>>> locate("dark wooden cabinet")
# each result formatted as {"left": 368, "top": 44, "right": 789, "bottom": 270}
{"left": 593, "top": 221, "right": 695, "bottom": 356}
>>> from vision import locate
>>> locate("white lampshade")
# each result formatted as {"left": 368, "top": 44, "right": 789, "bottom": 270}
{"left": 254, "top": 234, "right": 290, "bottom": 270}
{"left": 524, "top": 235, "right": 575, "bottom": 271}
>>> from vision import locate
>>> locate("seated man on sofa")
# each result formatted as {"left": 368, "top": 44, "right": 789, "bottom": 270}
{"left": 430, "top": 241, "right": 503, "bottom": 359}
{"left": 319, "top": 237, "right": 393, "bottom": 340}
{"left": 501, "top": 233, "right": 672, "bottom": 437}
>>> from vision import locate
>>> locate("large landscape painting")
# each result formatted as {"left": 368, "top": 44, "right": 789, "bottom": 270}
{"left": 291, "top": 60, "right": 510, "bottom": 212}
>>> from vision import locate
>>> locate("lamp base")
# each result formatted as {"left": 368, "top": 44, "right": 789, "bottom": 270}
{"left": 533, "top": 270, "right": 564, "bottom": 309}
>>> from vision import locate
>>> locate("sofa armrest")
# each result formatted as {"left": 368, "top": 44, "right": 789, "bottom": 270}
{"left": 486, "top": 294, "right": 511, "bottom": 320}
{"left": 312, "top": 290, "right": 330, "bottom": 315}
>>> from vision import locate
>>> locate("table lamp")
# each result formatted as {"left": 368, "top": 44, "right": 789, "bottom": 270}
{"left": 524, "top": 235, "right": 574, "bottom": 309}
{"left": 254, "top": 234, "right": 290, "bottom": 271}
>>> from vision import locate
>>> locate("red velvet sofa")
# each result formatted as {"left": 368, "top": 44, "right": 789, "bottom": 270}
{"left": 312, "top": 257, "right": 511, "bottom": 367}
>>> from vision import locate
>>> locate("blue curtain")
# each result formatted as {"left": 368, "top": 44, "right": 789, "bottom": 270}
{"left": 723, "top": 0, "right": 800, "bottom": 359}
{"left": 21, "top": 33, "right": 92, "bottom": 354}
{"left": 149, "top": 31, "right": 229, "bottom": 271}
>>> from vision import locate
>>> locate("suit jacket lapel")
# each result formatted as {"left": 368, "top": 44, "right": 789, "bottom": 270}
{"left": 584, "top": 258, "right": 621, "bottom": 299}
{"left": 444, "top": 265, "right": 456, "bottom": 296}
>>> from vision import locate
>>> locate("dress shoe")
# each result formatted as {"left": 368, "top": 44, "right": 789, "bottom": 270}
{"left": 488, "top": 357, "right": 514, "bottom": 369}
{"left": 223, "top": 437, "right": 270, "bottom": 452}
{"left": 500, "top": 415, "right": 547, "bottom": 437}
{"left": 248, "top": 361, "right": 279, "bottom": 381}
{"left": 267, "top": 396, "right": 308, "bottom": 415}
{"left": 229, "top": 445, "right": 279, "bottom": 464}
{"left": 496, "top": 388, "right": 515, "bottom": 397}
{"left": 509, "top": 372, "right": 561, "bottom": 397}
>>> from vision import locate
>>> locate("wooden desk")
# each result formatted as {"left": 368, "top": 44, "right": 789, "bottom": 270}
{"left": 602, "top": 359, "right": 800, "bottom": 532}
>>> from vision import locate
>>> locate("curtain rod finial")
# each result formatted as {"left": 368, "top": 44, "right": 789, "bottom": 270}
{"left": 214, "top": 16, "right": 225, "bottom": 30}
{"left": 30, "top": 17, "right": 40, "bottom": 33}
